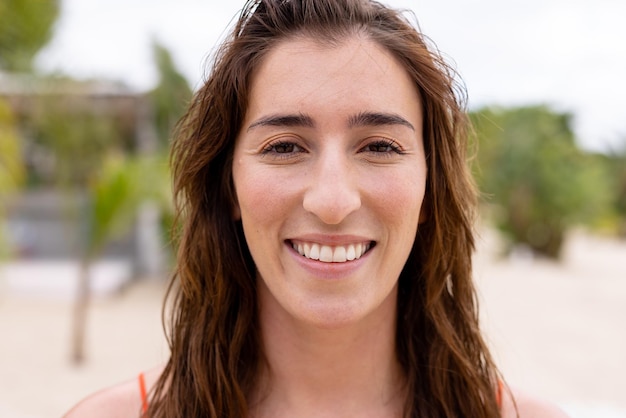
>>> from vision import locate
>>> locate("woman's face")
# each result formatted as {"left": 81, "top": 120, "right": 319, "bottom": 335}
{"left": 232, "top": 35, "right": 427, "bottom": 329}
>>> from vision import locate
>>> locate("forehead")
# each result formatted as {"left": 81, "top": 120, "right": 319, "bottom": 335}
{"left": 244, "top": 35, "right": 422, "bottom": 126}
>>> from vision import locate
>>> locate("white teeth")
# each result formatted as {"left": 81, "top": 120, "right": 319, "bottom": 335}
{"left": 292, "top": 241, "right": 372, "bottom": 263}
{"left": 332, "top": 246, "right": 346, "bottom": 262}
{"left": 346, "top": 245, "right": 356, "bottom": 261}
{"left": 319, "top": 245, "right": 333, "bottom": 262}
{"left": 309, "top": 243, "right": 320, "bottom": 260}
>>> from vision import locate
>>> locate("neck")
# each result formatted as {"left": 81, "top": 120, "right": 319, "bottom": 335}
{"left": 251, "top": 286, "right": 406, "bottom": 418}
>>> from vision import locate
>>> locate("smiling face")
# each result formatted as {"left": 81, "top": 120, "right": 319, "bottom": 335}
{"left": 232, "top": 35, "right": 427, "bottom": 329}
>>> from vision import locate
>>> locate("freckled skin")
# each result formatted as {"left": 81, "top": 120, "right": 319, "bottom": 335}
{"left": 232, "top": 36, "right": 427, "bottom": 330}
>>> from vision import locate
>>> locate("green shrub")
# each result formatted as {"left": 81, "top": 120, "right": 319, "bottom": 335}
{"left": 471, "top": 105, "right": 613, "bottom": 258}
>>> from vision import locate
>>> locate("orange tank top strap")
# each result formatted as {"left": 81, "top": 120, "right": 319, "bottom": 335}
{"left": 138, "top": 372, "right": 148, "bottom": 414}
{"left": 496, "top": 378, "right": 504, "bottom": 408}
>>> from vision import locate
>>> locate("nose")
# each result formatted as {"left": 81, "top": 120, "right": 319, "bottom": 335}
{"left": 302, "top": 150, "right": 361, "bottom": 225}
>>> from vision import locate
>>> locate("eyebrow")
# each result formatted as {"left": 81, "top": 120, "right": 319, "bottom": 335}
{"left": 247, "top": 113, "right": 315, "bottom": 131}
{"left": 348, "top": 111, "right": 415, "bottom": 131}
{"left": 246, "top": 111, "right": 415, "bottom": 132}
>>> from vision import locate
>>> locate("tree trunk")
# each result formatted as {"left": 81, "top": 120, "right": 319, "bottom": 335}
{"left": 71, "top": 257, "right": 91, "bottom": 364}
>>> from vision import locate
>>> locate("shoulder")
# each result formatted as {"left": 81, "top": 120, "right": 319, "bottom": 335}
{"left": 501, "top": 386, "right": 570, "bottom": 418}
{"left": 62, "top": 377, "right": 141, "bottom": 418}
{"left": 63, "top": 366, "right": 164, "bottom": 418}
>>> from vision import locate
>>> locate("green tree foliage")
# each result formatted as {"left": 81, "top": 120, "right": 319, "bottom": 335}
{"left": 146, "top": 41, "right": 187, "bottom": 261}
{"left": 0, "top": 99, "right": 25, "bottom": 257}
{"left": 471, "top": 105, "right": 613, "bottom": 259}
{"left": 604, "top": 140, "right": 626, "bottom": 237}
{"left": 0, "top": 100, "right": 24, "bottom": 193}
{"left": 86, "top": 154, "right": 171, "bottom": 258}
{"left": 72, "top": 152, "right": 171, "bottom": 363}
{"left": 31, "top": 106, "right": 123, "bottom": 187}
{"left": 0, "top": 0, "right": 60, "bottom": 71}
{"left": 149, "top": 41, "right": 192, "bottom": 150}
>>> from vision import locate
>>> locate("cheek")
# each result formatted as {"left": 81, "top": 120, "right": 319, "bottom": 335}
{"left": 234, "top": 165, "right": 297, "bottom": 230}
{"left": 367, "top": 168, "right": 427, "bottom": 223}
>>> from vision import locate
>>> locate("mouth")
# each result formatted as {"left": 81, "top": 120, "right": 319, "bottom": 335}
{"left": 288, "top": 240, "right": 375, "bottom": 263}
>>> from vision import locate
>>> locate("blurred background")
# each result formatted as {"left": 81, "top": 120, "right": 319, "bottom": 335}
{"left": 0, "top": 1, "right": 624, "bottom": 417}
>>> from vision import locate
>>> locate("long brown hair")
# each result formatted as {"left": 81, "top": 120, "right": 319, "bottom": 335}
{"left": 149, "top": 1, "right": 502, "bottom": 417}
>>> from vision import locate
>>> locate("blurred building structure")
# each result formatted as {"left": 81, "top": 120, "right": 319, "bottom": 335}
{"left": 0, "top": 73, "right": 164, "bottom": 294}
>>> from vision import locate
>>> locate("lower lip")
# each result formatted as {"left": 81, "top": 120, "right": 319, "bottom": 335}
{"left": 286, "top": 243, "right": 371, "bottom": 280}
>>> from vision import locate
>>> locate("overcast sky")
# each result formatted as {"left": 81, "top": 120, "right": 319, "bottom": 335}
{"left": 36, "top": 0, "right": 626, "bottom": 152}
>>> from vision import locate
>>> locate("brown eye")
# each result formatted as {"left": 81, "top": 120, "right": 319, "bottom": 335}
{"left": 273, "top": 143, "right": 297, "bottom": 153}
{"left": 361, "top": 139, "right": 403, "bottom": 155}
{"left": 261, "top": 141, "right": 306, "bottom": 161}
{"left": 367, "top": 143, "right": 394, "bottom": 153}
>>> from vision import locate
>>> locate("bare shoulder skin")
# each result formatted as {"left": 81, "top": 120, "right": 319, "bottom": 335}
{"left": 63, "top": 366, "right": 163, "bottom": 418}
{"left": 502, "top": 387, "right": 570, "bottom": 418}
{"left": 64, "top": 366, "right": 568, "bottom": 418}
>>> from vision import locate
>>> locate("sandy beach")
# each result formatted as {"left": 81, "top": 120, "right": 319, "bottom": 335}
{"left": 474, "top": 230, "right": 626, "bottom": 416}
{"left": 0, "top": 229, "right": 624, "bottom": 418}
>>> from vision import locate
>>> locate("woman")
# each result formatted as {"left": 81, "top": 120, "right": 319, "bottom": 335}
{"left": 66, "top": 1, "right": 568, "bottom": 417}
